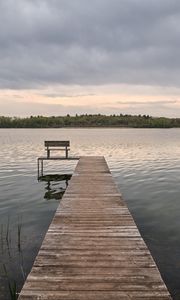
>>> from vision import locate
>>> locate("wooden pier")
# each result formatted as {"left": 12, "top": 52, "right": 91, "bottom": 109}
{"left": 19, "top": 156, "right": 171, "bottom": 299}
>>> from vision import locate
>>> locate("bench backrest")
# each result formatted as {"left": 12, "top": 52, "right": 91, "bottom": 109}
{"left": 45, "top": 141, "right": 70, "bottom": 147}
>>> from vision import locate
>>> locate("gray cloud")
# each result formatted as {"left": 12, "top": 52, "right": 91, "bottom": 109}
{"left": 42, "top": 93, "right": 96, "bottom": 98}
{"left": 115, "top": 99, "right": 178, "bottom": 105}
{"left": 0, "top": 0, "right": 180, "bottom": 88}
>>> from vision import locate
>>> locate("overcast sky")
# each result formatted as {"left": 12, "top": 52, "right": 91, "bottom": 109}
{"left": 0, "top": 0, "right": 180, "bottom": 117}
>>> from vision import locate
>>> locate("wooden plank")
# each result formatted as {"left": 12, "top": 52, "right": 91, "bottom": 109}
{"left": 38, "top": 157, "right": 79, "bottom": 160}
{"left": 18, "top": 156, "right": 172, "bottom": 300}
{"left": 45, "top": 141, "right": 70, "bottom": 147}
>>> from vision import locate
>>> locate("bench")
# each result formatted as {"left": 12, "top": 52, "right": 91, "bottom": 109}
{"left": 44, "top": 141, "right": 70, "bottom": 158}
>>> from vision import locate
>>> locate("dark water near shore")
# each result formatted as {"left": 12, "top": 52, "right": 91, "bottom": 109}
{"left": 0, "top": 128, "right": 180, "bottom": 299}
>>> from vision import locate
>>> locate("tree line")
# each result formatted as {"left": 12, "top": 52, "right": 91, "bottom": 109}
{"left": 0, "top": 114, "right": 180, "bottom": 128}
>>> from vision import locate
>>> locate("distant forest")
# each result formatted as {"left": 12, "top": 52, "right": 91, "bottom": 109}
{"left": 0, "top": 114, "right": 180, "bottom": 128}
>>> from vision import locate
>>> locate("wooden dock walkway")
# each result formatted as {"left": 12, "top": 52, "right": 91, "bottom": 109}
{"left": 19, "top": 156, "right": 171, "bottom": 299}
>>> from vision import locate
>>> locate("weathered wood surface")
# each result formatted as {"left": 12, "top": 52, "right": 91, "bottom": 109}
{"left": 19, "top": 156, "right": 172, "bottom": 299}
{"left": 38, "top": 157, "right": 79, "bottom": 160}
{"left": 44, "top": 141, "right": 70, "bottom": 159}
{"left": 45, "top": 141, "right": 70, "bottom": 147}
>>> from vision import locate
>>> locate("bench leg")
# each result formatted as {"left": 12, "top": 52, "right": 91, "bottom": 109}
{"left": 47, "top": 149, "right": 50, "bottom": 158}
{"left": 65, "top": 148, "right": 68, "bottom": 158}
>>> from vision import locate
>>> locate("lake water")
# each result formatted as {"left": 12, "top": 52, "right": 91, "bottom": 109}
{"left": 0, "top": 128, "right": 180, "bottom": 299}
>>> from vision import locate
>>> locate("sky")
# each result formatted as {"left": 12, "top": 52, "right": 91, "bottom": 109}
{"left": 0, "top": 0, "right": 180, "bottom": 117}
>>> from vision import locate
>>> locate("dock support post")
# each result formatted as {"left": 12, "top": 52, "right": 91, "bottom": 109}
{"left": 41, "top": 159, "right": 43, "bottom": 177}
{"left": 37, "top": 159, "right": 40, "bottom": 179}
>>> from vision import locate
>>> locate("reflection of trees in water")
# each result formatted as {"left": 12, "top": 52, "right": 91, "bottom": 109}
{"left": 39, "top": 174, "right": 72, "bottom": 201}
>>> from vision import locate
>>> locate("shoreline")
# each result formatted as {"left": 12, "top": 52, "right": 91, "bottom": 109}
{"left": 0, "top": 126, "right": 177, "bottom": 129}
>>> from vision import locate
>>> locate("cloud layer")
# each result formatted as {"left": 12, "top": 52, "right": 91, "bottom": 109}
{"left": 0, "top": 0, "right": 180, "bottom": 89}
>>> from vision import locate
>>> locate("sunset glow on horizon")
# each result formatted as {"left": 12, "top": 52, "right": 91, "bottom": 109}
{"left": 0, "top": 83, "right": 180, "bottom": 117}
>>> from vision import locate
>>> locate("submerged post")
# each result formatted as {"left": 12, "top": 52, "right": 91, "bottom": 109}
{"left": 41, "top": 159, "right": 43, "bottom": 176}
{"left": 37, "top": 158, "right": 39, "bottom": 179}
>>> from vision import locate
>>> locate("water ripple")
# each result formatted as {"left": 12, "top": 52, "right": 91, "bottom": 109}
{"left": 0, "top": 128, "right": 180, "bottom": 299}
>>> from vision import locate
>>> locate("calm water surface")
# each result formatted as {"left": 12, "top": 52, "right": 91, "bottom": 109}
{"left": 0, "top": 128, "right": 180, "bottom": 299}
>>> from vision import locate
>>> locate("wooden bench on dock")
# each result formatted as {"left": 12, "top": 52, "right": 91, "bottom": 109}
{"left": 45, "top": 141, "right": 70, "bottom": 158}
{"left": 37, "top": 140, "right": 79, "bottom": 178}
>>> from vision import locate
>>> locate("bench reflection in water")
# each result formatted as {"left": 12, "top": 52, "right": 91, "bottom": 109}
{"left": 39, "top": 174, "right": 72, "bottom": 200}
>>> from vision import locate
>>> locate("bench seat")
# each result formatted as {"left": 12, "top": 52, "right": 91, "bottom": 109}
{"left": 45, "top": 141, "right": 70, "bottom": 158}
